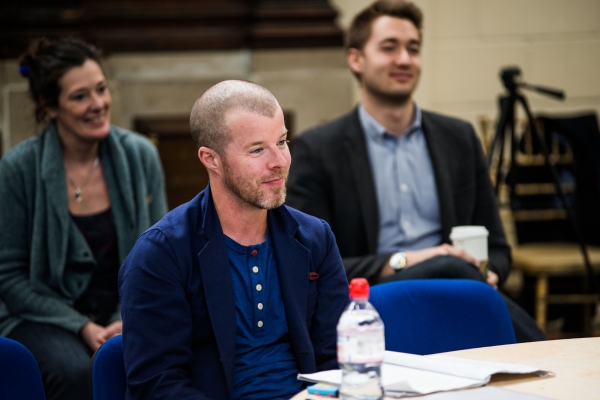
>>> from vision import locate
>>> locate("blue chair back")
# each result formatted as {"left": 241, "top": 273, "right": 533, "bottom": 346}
{"left": 0, "top": 337, "right": 46, "bottom": 400}
{"left": 91, "top": 335, "right": 126, "bottom": 400}
{"left": 370, "top": 279, "right": 516, "bottom": 355}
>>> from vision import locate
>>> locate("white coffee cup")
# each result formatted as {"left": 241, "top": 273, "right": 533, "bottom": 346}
{"left": 449, "top": 226, "right": 489, "bottom": 263}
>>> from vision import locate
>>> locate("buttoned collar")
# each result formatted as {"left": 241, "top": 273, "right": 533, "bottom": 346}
{"left": 358, "top": 103, "right": 422, "bottom": 143}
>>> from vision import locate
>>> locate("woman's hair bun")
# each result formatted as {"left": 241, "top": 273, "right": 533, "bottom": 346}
{"left": 17, "top": 36, "right": 102, "bottom": 123}
{"left": 18, "top": 37, "right": 54, "bottom": 78}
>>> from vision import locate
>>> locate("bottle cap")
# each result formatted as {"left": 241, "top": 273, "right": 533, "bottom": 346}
{"left": 349, "top": 278, "right": 369, "bottom": 299}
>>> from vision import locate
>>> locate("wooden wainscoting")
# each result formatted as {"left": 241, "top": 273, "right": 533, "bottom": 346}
{"left": 0, "top": 0, "right": 343, "bottom": 58}
{"left": 135, "top": 116, "right": 208, "bottom": 210}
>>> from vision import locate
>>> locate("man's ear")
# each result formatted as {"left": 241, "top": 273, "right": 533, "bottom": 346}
{"left": 347, "top": 48, "right": 364, "bottom": 76}
{"left": 198, "top": 146, "right": 221, "bottom": 174}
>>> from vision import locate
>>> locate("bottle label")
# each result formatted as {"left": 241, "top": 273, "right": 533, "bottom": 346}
{"left": 337, "top": 332, "right": 385, "bottom": 363}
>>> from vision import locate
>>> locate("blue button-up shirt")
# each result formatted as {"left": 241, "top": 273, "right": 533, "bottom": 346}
{"left": 359, "top": 104, "right": 442, "bottom": 253}
{"left": 225, "top": 233, "right": 303, "bottom": 400}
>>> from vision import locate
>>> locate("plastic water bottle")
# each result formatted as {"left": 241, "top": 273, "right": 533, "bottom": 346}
{"left": 337, "top": 278, "right": 385, "bottom": 400}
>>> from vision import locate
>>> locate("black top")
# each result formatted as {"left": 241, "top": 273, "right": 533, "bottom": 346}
{"left": 72, "top": 208, "right": 120, "bottom": 325}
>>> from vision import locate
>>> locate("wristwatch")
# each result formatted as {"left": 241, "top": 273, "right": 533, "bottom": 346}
{"left": 389, "top": 252, "right": 407, "bottom": 271}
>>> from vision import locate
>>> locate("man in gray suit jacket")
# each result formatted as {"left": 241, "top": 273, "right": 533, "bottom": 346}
{"left": 287, "top": 0, "right": 544, "bottom": 342}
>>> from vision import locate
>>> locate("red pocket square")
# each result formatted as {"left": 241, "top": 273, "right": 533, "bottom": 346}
{"left": 309, "top": 272, "right": 319, "bottom": 281}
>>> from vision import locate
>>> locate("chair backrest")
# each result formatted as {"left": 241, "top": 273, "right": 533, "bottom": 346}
{"left": 91, "top": 335, "right": 126, "bottom": 400}
{"left": 508, "top": 112, "right": 600, "bottom": 245}
{"left": 369, "top": 279, "right": 516, "bottom": 355}
{"left": 0, "top": 337, "right": 46, "bottom": 400}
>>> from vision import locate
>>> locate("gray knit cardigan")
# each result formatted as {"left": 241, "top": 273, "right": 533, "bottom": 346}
{"left": 0, "top": 123, "right": 167, "bottom": 336}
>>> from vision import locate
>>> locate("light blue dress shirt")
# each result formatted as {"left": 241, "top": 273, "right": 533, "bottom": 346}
{"left": 359, "top": 104, "right": 442, "bottom": 254}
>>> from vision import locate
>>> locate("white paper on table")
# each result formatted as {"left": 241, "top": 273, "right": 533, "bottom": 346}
{"left": 297, "top": 350, "right": 552, "bottom": 397}
{"left": 408, "top": 386, "right": 554, "bottom": 400}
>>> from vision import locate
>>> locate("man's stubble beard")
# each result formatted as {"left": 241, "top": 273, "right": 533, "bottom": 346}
{"left": 361, "top": 68, "right": 419, "bottom": 108}
{"left": 221, "top": 161, "right": 288, "bottom": 211}
{"left": 365, "top": 80, "right": 414, "bottom": 107}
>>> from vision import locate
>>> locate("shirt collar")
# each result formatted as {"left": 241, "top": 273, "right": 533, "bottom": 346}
{"left": 358, "top": 103, "right": 422, "bottom": 142}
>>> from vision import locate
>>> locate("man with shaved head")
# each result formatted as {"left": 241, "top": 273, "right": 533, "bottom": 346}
{"left": 119, "top": 80, "right": 348, "bottom": 400}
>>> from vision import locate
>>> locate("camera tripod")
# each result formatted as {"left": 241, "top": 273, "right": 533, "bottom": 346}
{"left": 488, "top": 67, "right": 598, "bottom": 298}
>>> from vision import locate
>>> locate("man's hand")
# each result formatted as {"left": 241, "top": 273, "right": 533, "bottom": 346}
{"left": 406, "top": 244, "right": 478, "bottom": 268}
{"left": 80, "top": 321, "right": 123, "bottom": 352}
{"left": 379, "top": 244, "right": 479, "bottom": 282}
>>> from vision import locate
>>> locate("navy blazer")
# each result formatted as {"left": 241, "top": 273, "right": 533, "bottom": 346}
{"left": 287, "top": 108, "right": 511, "bottom": 285}
{"left": 119, "top": 186, "right": 349, "bottom": 400}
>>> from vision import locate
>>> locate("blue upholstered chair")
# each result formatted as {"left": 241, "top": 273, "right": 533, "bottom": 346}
{"left": 369, "top": 279, "right": 516, "bottom": 355}
{"left": 0, "top": 337, "right": 46, "bottom": 400}
{"left": 91, "top": 334, "right": 126, "bottom": 400}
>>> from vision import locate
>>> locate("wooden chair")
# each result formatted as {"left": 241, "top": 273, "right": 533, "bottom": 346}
{"left": 511, "top": 243, "right": 600, "bottom": 334}
{"left": 498, "top": 114, "right": 600, "bottom": 335}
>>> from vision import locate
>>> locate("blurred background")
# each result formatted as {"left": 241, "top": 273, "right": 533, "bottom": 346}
{"left": 1, "top": 0, "right": 600, "bottom": 338}
{"left": 1, "top": 0, "right": 599, "bottom": 209}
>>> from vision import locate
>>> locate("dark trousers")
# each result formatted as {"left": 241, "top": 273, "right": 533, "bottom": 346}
{"left": 8, "top": 322, "right": 92, "bottom": 400}
{"left": 380, "top": 255, "right": 546, "bottom": 343}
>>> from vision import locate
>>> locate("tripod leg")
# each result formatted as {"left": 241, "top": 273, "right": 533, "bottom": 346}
{"left": 489, "top": 96, "right": 509, "bottom": 164}
{"left": 518, "top": 94, "right": 599, "bottom": 297}
{"left": 490, "top": 96, "right": 514, "bottom": 195}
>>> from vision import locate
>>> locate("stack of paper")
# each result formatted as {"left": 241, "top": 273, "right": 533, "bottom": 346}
{"left": 298, "top": 351, "right": 552, "bottom": 397}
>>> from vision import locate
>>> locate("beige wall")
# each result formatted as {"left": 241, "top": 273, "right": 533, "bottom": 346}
{"left": 2, "top": 0, "right": 600, "bottom": 153}
{"left": 332, "top": 0, "right": 600, "bottom": 138}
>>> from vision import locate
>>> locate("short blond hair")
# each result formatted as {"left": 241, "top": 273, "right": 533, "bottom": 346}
{"left": 190, "top": 80, "right": 279, "bottom": 154}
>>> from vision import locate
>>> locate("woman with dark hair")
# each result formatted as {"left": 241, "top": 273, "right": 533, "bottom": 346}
{"left": 0, "top": 37, "right": 168, "bottom": 400}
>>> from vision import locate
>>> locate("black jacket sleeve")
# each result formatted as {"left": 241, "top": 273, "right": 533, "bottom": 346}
{"left": 287, "top": 123, "right": 389, "bottom": 285}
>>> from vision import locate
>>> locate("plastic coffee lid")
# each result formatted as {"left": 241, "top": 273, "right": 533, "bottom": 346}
{"left": 349, "top": 278, "right": 370, "bottom": 299}
{"left": 449, "top": 225, "right": 489, "bottom": 240}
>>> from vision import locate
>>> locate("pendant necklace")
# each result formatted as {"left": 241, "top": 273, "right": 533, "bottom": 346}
{"left": 67, "top": 157, "right": 99, "bottom": 203}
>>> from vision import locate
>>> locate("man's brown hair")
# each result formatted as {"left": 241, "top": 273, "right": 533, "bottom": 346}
{"left": 190, "top": 80, "right": 279, "bottom": 155}
{"left": 346, "top": 0, "right": 423, "bottom": 51}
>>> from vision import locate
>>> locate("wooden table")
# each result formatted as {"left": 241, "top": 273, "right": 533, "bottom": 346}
{"left": 291, "top": 337, "right": 600, "bottom": 399}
